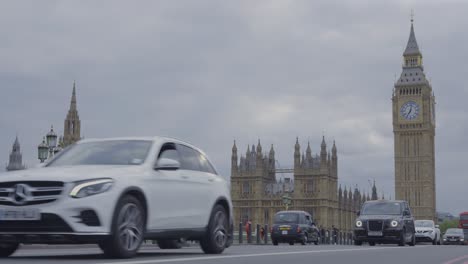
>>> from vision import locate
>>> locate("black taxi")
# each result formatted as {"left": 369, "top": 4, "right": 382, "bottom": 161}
{"left": 270, "top": 210, "right": 319, "bottom": 245}
{"left": 353, "top": 200, "right": 416, "bottom": 246}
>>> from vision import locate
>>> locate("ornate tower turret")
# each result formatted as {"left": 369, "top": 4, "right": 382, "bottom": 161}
{"left": 231, "top": 140, "right": 238, "bottom": 176}
{"left": 63, "top": 81, "right": 81, "bottom": 147}
{"left": 294, "top": 137, "right": 301, "bottom": 169}
{"left": 320, "top": 136, "right": 327, "bottom": 167}
{"left": 6, "top": 136, "right": 26, "bottom": 171}
{"left": 372, "top": 180, "right": 378, "bottom": 200}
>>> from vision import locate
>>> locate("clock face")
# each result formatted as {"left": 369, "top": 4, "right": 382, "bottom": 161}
{"left": 400, "top": 101, "right": 420, "bottom": 120}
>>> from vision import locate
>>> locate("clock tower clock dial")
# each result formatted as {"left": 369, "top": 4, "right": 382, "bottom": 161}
{"left": 392, "top": 20, "right": 436, "bottom": 222}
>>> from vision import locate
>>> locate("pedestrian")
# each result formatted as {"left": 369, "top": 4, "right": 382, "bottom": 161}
{"left": 332, "top": 225, "right": 339, "bottom": 245}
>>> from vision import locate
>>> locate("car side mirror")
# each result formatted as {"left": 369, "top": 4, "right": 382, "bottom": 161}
{"left": 403, "top": 210, "right": 410, "bottom": 216}
{"left": 356, "top": 210, "right": 360, "bottom": 216}
{"left": 154, "top": 158, "right": 180, "bottom": 170}
{"left": 435, "top": 225, "right": 440, "bottom": 229}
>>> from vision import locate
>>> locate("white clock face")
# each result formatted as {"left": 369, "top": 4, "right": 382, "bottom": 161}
{"left": 400, "top": 101, "right": 420, "bottom": 120}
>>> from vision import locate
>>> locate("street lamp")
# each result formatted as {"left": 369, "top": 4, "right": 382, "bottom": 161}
{"left": 38, "top": 137, "right": 48, "bottom": 163}
{"left": 46, "top": 125, "right": 57, "bottom": 155}
{"left": 282, "top": 194, "right": 291, "bottom": 211}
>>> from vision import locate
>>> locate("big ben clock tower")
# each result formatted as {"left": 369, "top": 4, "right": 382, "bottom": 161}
{"left": 393, "top": 18, "right": 436, "bottom": 221}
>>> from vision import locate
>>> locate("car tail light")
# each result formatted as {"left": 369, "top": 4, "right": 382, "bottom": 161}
{"left": 297, "top": 226, "right": 301, "bottom": 233}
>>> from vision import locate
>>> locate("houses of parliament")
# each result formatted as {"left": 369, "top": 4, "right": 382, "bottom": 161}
{"left": 231, "top": 19, "right": 437, "bottom": 229}
{"left": 5, "top": 82, "right": 81, "bottom": 171}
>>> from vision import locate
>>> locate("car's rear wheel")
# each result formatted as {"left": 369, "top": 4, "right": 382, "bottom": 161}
{"left": 301, "top": 234, "right": 308, "bottom": 245}
{"left": 314, "top": 240, "right": 319, "bottom": 245}
{"left": 101, "top": 195, "right": 145, "bottom": 258}
{"left": 200, "top": 205, "right": 228, "bottom": 254}
{"left": 369, "top": 241, "right": 376, "bottom": 246}
{"left": 0, "top": 243, "right": 19, "bottom": 258}
{"left": 272, "top": 240, "right": 278, "bottom": 246}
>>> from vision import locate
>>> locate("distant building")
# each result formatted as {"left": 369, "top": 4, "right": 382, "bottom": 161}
{"left": 230, "top": 137, "right": 367, "bottom": 231}
{"left": 6, "top": 136, "right": 26, "bottom": 171}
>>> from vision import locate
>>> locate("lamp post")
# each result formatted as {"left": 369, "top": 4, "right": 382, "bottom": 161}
{"left": 38, "top": 125, "right": 62, "bottom": 163}
{"left": 282, "top": 194, "right": 291, "bottom": 211}
{"left": 38, "top": 137, "right": 48, "bottom": 163}
{"left": 46, "top": 126, "right": 57, "bottom": 156}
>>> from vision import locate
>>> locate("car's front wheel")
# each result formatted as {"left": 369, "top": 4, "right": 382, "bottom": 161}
{"left": 101, "top": 195, "right": 145, "bottom": 258}
{"left": 408, "top": 232, "right": 416, "bottom": 247}
{"left": 354, "top": 240, "right": 362, "bottom": 246}
{"left": 0, "top": 243, "right": 19, "bottom": 258}
{"left": 200, "top": 205, "right": 229, "bottom": 254}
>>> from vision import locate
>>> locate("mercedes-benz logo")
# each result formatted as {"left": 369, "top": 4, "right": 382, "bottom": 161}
{"left": 9, "top": 184, "right": 32, "bottom": 205}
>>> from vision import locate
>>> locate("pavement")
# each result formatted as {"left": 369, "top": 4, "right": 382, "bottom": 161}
{"left": 6, "top": 243, "right": 468, "bottom": 264}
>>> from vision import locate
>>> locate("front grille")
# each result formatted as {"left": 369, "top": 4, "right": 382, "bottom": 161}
{"left": 0, "top": 181, "right": 64, "bottom": 206}
{"left": 0, "top": 213, "right": 73, "bottom": 232}
{"left": 368, "top": 220, "right": 383, "bottom": 231}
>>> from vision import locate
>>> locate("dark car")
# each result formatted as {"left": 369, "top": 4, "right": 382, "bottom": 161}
{"left": 442, "top": 228, "right": 466, "bottom": 245}
{"left": 270, "top": 211, "right": 319, "bottom": 245}
{"left": 353, "top": 200, "right": 416, "bottom": 247}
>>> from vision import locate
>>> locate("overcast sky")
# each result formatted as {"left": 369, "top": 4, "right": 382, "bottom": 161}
{"left": 1, "top": 0, "right": 467, "bottom": 215}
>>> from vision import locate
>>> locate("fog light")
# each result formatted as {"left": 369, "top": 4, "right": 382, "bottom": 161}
{"left": 356, "top": 221, "right": 362, "bottom": 228}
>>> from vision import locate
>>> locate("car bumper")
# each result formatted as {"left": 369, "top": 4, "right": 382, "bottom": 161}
{"left": 443, "top": 240, "right": 466, "bottom": 245}
{"left": 0, "top": 187, "right": 118, "bottom": 242}
{"left": 354, "top": 229, "right": 402, "bottom": 243}
{"left": 415, "top": 235, "right": 435, "bottom": 242}
{"left": 271, "top": 233, "right": 304, "bottom": 242}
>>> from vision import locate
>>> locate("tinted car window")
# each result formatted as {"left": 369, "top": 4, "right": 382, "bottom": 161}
{"left": 178, "top": 144, "right": 202, "bottom": 171}
{"left": 47, "top": 140, "right": 152, "bottom": 166}
{"left": 198, "top": 152, "right": 217, "bottom": 174}
{"left": 361, "top": 202, "right": 402, "bottom": 215}
{"left": 158, "top": 144, "right": 180, "bottom": 162}
{"left": 274, "top": 213, "right": 299, "bottom": 224}
{"left": 415, "top": 220, "right": 434, "bottom": 228}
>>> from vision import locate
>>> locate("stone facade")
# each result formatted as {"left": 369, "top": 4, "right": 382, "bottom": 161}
{"left": 6, "top": 136, "right": 25, "bottom": 171}
{"left": 393, "top": 21, "right": 436, "bottom": 221}
{"left": 231, "top": 137, "right": 370, "bottom": 232}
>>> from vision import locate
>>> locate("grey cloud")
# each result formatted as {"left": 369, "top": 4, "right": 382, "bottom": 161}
{"left": 1, "top": 0, "right": 468, "bottom": 215}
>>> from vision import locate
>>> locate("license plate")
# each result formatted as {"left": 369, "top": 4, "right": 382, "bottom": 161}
{"left": 282, "top": 231, "right": 288, "bottom": 235}
{"left": 0, "top": 208, "right": 41, "bottom": 221}
{"left": 368, "top": 231, "right": 383, "bottom": 236}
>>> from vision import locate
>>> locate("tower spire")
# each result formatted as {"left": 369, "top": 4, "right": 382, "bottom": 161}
{"left": 403, "top": 14, "right": 421, "bottom": 57}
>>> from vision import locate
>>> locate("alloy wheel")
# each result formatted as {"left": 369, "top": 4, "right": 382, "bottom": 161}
{"left": 117, "top": 203, "right": 144, "bottom": 252}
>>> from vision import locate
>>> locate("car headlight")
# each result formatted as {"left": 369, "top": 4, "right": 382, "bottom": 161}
{"left": 70, "top": 179, "right": 113, "bottom": 198}
{"left": 390, "top": 220, "right": 399, "bottom": 227}
{"left": 356, "top": 220, "right": 363, "bottom": 228}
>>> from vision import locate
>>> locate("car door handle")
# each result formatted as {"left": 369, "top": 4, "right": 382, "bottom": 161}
{"left": 208, "top": 178, "right": 215, "bottom": 182}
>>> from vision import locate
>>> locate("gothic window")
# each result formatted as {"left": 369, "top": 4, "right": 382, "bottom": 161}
{"left": 306, "top": 180, "right": 314, "bottom": 193}
{"left": 243, "top": 182, "right": 250, "bottom": 194}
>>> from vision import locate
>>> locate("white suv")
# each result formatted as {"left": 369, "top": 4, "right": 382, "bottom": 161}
{"left": 0, "top": 137, "right": 233, "bottom": 258}
{"left": 415, "top": 220, "right": 441, "bottom": 245}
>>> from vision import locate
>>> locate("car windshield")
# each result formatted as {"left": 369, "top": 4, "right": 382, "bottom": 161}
{"left": 446, "top": 229, "right": 463, "bottom": 235}
{"left": 361, "top": 202, "right": 402, "bottom": 215}
{"left": 274, "top": 213, "right": 299, "bottom": 224}
{"left": 415, "top": 220, "right": 434, "bottom": 228}
{"left": 47, "top": 140, "right": 152, "bottom": 166}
